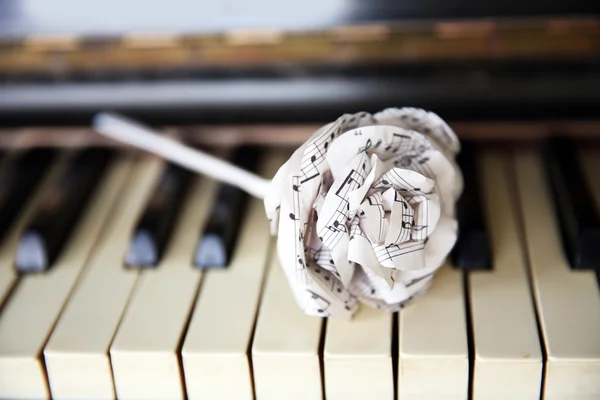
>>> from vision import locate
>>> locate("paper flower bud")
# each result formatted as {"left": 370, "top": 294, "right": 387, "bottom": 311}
{"left": 264, "top": 107, "right": 463, "bottom": 318}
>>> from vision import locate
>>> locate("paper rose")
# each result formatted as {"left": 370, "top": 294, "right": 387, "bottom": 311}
{"left": 264, "top": 107, "right": 463, "bottom": 318}
{"left": 92, "top": 107, "right": 462, "bottom": 320}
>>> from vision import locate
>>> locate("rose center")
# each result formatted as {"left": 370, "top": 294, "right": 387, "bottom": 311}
{"left": 357, "top": 187, "right": 417, "bottom": 246}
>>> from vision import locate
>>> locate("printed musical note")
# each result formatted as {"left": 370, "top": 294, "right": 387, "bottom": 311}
{"left": 374, "top": 168, "right": 434, "bottom": 194}
{"left": 290, "top": 176, "right": 306, "bottom": 276}
{"left": 391, "top": 107, "right": 459, "bottom": 152}
{"left": 373, "top": 133, "right": 412, "bottom": 162}
{"left": 306, "top": 289, "right": 331, "bottom": 314}
{"left": 373, "top": 240, "right": 425, "bottom": 269}
{"left": 379, "top": 188, "right": 413, "bottom": 245}
{"left": 358, "top": 191, "right": 387, "bottom": 244}
{"left": 359, "top": 139, "right": 372, "bottom": 153}
{"left": 330, "top": 220, "right": 347, "bottom": 232}
{"left": 409, "top": 194, "right": 440, "bottom": 240}
{"left": 319, "top": 155, "right": 368, "bottom": 250}
{"left": 299, "top": 121, "right": 343, "bottom": 184}
{"left": 308, "top": 263, "right": 337, "bottom": 291}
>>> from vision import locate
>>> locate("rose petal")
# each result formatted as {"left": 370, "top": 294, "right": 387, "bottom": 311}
{"left": 264, "top": 146, "right": 305, "bottom": 234}
{"left": 330, "top": 236, "right": 355, "bottom": 287}
{"left": 313, "top": 191, "right": 327, "bottom": 215}
{"left": 373, "top": 107, "right": 461, "bottom": 155}
{"left": 346, "top": 217, "right": 394, "bottom": 287}
{"left": 309, "top": 247, "right": 336, "bottom": 273}
{"left": 389, "top": 149, "right": 461, "bottom": 218}
{"left": 384, "top": 189, "right": 415, "bottom": 246}
{"left": 381, "top": 186, "right": 394, "bottom": 211}
{"left": 316, "top": 151, "right": 369, "bottom": 249}
{"left": 347, "top": 153, "right": 390, "bottom": 212}
{"left": 423, "top": 151, "right": 462, "bottom": 217}
{"left": 326, "top": 125, "right": 412, "bottom": 181}
{"left": 358, "top": 191, "right": 388, "bottom": 244}
{"left": 372, "top": 240, "right": 425, "bottom": 271}
{"left": 374, "top": 168, "right": 435, "bottom": 194}
{"left": 357, "top": 278, "right": 434, "bottom": 312}
{"left": 423, "top": 215, "right": 458, "bottom": 270}
{"left": 305, "top": 223, "right": 336, "bottom": 273}
{"left": 393, "top": 261, "right": 440, "bottom": 286}
{"left": 409, "top": 193, "right": 441, "bottom": 241}
{"left": 303, "top": 262, "right": 358, "bottom": 317}
{"left": 348, "top": 265, "right": 434, "bottom": 308}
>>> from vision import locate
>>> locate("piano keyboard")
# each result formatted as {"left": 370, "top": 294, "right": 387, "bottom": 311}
{"left": 0, "top": 144, "right": 598, "bottom": 400}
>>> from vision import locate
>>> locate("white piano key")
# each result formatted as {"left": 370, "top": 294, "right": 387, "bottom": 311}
{"left": 252, "top": 254, "right": 324, "bottom": 400}
{"left": 515, "top": 149, "right": 600, "bottom": 399}
{"left": 181, "top": 152, "right": 279, "bottom": 400}
{"left": 110, "top": 176, "right": 218, "bottom": 400}
{"left": 0, "top": 154, "right": 64, "bottom": 306}
{"left": 470, "top": 151, "right": 543, "bottom": 399}
{"left": 324, "top": 306, "right": 393, "bottom": 400}
{"left": 0, "top": 155, "right": 132, "bottom": 400}
{"left": 398, "top": 263, "right": 469, "bottom": 400}
{"left": 43, "top": 155, "right": 164, "bottom": 400}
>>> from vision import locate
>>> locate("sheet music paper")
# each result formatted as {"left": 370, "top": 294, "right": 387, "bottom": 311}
{"left": 264, "top": 107, "right": 463, "bottom": 318}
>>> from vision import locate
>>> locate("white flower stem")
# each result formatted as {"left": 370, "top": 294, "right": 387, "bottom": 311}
{"left": 92, "top": 112, "right": 271, "bottom": 199}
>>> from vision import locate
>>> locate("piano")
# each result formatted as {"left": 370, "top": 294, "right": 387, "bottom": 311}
{"left": 0, "top": 0, "right": 599, "bottom": 399}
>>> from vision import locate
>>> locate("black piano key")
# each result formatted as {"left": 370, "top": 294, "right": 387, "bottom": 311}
{"left": 542, "top": 136, "right": 600, "bottom": 270}
{"left": 15, "top": 148, "right": 114, "bottom": 272}
{"left": 0, "top": 149, "right": 55, "bottom": 244}
{"left": 452, "top": 141, "right": 492, "bottom": 270}
{"left": 125, "top": 163, "right": 193, "bottom": 267}
{"left": 194, "top": 146, "right": 260, "bottom": 269}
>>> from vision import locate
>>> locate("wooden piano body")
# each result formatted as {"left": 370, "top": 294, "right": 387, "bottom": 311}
{"left": 0, "top": 1, "right": 599, "bottom": 399}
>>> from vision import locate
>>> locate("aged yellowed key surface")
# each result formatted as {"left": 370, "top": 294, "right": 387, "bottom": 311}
{"left": 0, "top": 155, "right": 132, "bottom": 399}
{"left": 43, "top": 155, "right": 164, "bottom": 400}
{"left": 468, "top": 151, "right": 543, "bottom": 399}
{"left": 324, "top": 304, "right": 393, "bottom": 400}
{"left": 398, "top": 263, "right": 469, "bottom": 400}
{"left": 515, "top": 149, "right": 600, "bottom": 399}
{"left": 182, "top": 153, "right": 278, "bottom": 400}
{"left": 252, "top": 255, "right": 324, "bottom": 400}
{"left": 110, "top": 176, "right": 218, "bottom": 400}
